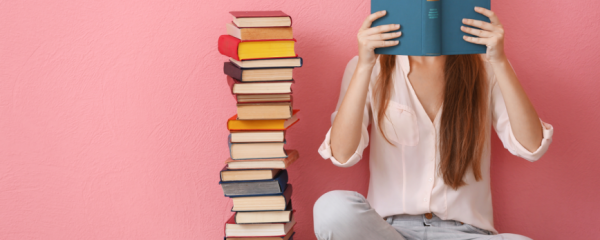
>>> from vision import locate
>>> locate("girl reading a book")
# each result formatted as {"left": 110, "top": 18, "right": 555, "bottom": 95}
{"left": 314, "top": 7, "right": 553, "bottom": 240}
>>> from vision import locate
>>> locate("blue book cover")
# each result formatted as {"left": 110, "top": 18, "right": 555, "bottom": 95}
{"left": 371, "top": 0, "right": 491, "bottom": 56}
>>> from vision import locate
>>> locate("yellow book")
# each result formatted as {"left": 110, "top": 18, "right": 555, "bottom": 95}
{"left": 227, "top": 110, "right": 299, "bottom": 131}
{"left": 238, "top": 40, "right": 296, "bottom": 60}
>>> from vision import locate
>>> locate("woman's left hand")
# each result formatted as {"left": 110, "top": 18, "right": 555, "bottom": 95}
{"left": 461, "top": 7, "right": 506, "bottom": 63}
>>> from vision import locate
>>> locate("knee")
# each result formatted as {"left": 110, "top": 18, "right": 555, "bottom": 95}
{"left": 313, "top": 190, "right": 365, "bottom": 231}
{"left": 314, "top": 190, "right": 359, "bottom": 217}
{"left": 494, "top": 233, "right": 533, "bottom": 240}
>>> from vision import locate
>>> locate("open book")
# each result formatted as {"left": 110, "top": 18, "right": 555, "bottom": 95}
{"left": 371, "top": 0, "right": 491, "bottom": 56}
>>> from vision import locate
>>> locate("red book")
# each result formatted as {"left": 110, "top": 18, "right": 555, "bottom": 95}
{"left": 230, "top": 11, "right": 290, "bottom": 18}
{"left": 218, "top": 35, "right": 297, "bottom": 61}
{"left": 230, "top": 11, "right": 293, "bottom": 28}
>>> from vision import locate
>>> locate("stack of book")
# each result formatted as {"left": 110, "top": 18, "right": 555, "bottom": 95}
{"left": 218, "top": 10, "right": 301, "bottom": 240}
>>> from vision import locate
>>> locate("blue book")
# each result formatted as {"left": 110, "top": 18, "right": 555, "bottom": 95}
{"left": 220, "top": 169, "right": 289, "bottom": 197}
{"left": 371, "top": 0, "right": 491, "bottom": 56}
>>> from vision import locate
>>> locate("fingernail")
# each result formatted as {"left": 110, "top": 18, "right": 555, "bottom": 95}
{"left": 395, "top": 41, "right": 399, "bottom": 44}
{"left": 381, "top": 10, "right": 386, "bottom": 14}
{"left": 395, "top": 24, "right": 400, "bottom": 28}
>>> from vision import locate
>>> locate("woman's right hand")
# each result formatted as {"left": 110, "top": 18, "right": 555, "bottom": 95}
{"left": 357, "top": 10, "right": 401, "bottom": 67}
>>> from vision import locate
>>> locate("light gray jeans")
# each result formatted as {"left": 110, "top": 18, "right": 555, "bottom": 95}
{"left": 313, "top": 190, "right": 532, "bottom": 240}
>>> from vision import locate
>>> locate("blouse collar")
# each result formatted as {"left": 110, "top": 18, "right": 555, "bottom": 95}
{"left": 399, "top": 55, "right": 411, "bottom": 75}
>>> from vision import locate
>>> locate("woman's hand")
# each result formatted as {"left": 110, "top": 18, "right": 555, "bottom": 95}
{"left": 463, "top": 8, "right": 544, "bottom": 152}
{"left": 461, "top": 7, "right": 506, "bottom": 63}
{"left": 357, "top": 10, "right": 401, "bottom": 67}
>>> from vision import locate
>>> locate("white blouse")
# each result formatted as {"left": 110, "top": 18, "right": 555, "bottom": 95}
{"left": 318, "top": 55, "right": 554, "bottom": 233}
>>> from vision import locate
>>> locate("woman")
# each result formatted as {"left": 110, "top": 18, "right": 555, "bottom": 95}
{"left": 314, "top": 7, "right": 553, "bottom": 240}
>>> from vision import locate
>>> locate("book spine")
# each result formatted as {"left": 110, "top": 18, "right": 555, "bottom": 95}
{"left": 278, "top": 170, "right": 288, "bottom": 193}
{"left": 283, "top": 184, "right": 292, "bottom": 208}
{"left": 219, "top": 165, "right": 228, "bottom": 181}
{"left": 227, "top": 76, "right": 236, "bottom": 95}
{"left": 224, "top": 62, "right": 243, "bottom": 81}
{"left": 228, "top": 134, "right": 235, "bottom": 159}
{"left": 218, "top": 35, "right": 241, "bottom": 60}
{"left": 281, "top": 140, "right": 288, "bottom": 158}
{"left": 422, "top": 0, "right": 441, "bottom": 56}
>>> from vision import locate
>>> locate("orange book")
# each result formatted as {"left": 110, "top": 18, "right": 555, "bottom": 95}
{"left": 227, "top": 110, "right": 299, "bottom": 131}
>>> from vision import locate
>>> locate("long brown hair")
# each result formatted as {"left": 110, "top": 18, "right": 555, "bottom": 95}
{"left": 374, "top": 54, "right": 488, "bottom": 190}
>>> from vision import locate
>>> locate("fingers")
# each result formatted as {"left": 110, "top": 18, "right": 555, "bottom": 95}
{"left": 362, "top": 24, "right": 401, "bottom": 36}
{"left": 368, "top": 40, "right": 399, "bottom": 48}
{"left": 460, "top": 26, "right": 493, "bottom": 38}
{"left": 361, "top": 10, "right": 387, "bottom": 31}
{"left": 463, "top": 35, "right": 491, "bottom": 46}
{"left": 366, "top": 31, "right": 402, "bottom": 41}
{"left": 358, "top": 10, "right": 401, "bottom": 49}
{"left": 474, "top": 7, "right": 500, "bottom": 25}
{"left": 462, "top": 18, "right": 495, "bottom": 31}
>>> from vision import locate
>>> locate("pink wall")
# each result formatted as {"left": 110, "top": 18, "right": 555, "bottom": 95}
{"left": 1, "top": 0, "right": 599, "bottom": 239}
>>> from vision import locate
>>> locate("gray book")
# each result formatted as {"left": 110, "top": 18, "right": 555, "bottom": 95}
{"left": 220, "top": 170, "right": 288, "bottom": 197}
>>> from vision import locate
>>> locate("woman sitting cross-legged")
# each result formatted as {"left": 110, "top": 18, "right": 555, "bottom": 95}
{"left": 314, "top": 7, "right": 553, "bottom": 240}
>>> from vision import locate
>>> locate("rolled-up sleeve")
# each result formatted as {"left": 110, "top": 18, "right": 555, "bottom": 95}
{"left": 317, "top": 56, "right": 372, "bottom": 167}
{"left": 491, "top": 79, "right": 554, "bottom": 162}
